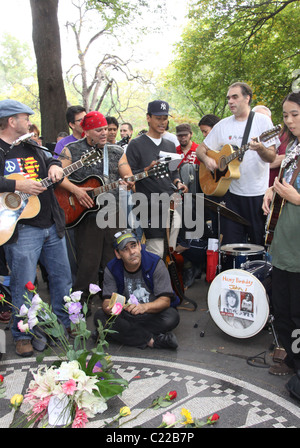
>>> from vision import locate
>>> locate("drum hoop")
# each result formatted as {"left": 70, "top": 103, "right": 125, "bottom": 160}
{"left": 220, "top": 243, "right": 265, "bottom": 257}
{"left": 208, "top": 268, "right": 269, "bottom": 339}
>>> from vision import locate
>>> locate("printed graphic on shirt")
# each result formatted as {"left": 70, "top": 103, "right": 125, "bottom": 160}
{"left": 4, "top": 157, "right": 41, "bottom": 181}
{"left": 124, "top": 276, "right": 151, "bottom": 303}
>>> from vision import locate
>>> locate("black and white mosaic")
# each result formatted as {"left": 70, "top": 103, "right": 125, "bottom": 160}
{"left": 1, "top": 355, "right": 299, "bottom": 428}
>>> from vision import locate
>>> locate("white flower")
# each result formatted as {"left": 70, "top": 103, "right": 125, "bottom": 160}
{"left": 19, "top": 304, "right": 29, "bottom": 316}
{"left": 28, "top": 315, "right": 39, "bottom": 330}
{"left": 64, "top": 295, "right": 71, "bottom": 303}
{"left": 89, "top": 284, "right": 101, "bottom": 295}
{"left": 70, "top": 291, "right": 83, "bottom": 302}
{"left": 31, "top": 294, "right": 43, "bottom": 307}
{"left": 76, "top": 391, "right": 107, "bottom": 417}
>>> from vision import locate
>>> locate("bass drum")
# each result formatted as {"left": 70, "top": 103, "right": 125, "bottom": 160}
{"left": 207, "top": 262, "right": 272, "bottom": 339}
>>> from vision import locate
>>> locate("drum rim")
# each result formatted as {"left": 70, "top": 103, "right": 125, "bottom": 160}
{"left": 220, "top": 243, "right": 265, "bottom": 256}
{"left": 207, "top": 268, "right": 269, "bottom": 339}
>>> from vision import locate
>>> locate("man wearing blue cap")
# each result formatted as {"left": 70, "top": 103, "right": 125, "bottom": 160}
{"left": 94, "top": 229, "right": 180, "bottom": 349}
{"left": 0, "top": 99, "right": 73, "bottom": 357}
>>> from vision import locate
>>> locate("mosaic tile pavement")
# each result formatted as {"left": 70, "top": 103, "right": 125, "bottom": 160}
{"left": 1, "top": 355, "right": 300, "bottom": 429}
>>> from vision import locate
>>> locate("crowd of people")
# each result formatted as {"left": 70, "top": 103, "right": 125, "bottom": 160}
{"left": 0, "top": 82, "right": 299, "bottom": 391}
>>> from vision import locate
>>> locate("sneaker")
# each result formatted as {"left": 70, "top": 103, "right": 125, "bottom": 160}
{"left": 269, "top": 362, "right": 294, "bottom": 376}
{"left": 15, "top": 339, "right": 34, "bottom": 357}
{"left": 153, "top": 332, "right": 178, "bottom": 350}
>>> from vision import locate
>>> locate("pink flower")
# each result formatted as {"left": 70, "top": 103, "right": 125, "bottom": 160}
{"left": 162, "top": 411, "right": 176, "bottom": 426}
{"left": 17, "top": 320, "right": 29, "bottom": 333}
{"left": 62, "top": 379, "right": 77, "bottom": 395}
{"left": 111, "top": 302, "right": 123, "bottom": 315}
{"left": 32, "top": 396, "right": 51, "bottom": 415}
{"left": 72, "top": 407, "right": 88, "bottom": 428}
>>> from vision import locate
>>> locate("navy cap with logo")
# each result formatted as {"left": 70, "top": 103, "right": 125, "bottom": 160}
{"left": 113, "top": 230, "right": 138, "bottom": 251}
{"left": 0, "top": 100, "right": 34, "bottom": 119}
{"left": 147, "top": 100, "right": 170, "bottom": 116}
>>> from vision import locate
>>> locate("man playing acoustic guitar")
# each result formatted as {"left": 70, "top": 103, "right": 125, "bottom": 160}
{"left": 0, "top": 100, "right": 73, "bottom": 357}
{"left": 196, "top": 82, "right": 277, "bottom": 246}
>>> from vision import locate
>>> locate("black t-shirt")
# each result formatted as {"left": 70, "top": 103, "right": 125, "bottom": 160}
{"left": 0, "top": 139, "right": 54, "bottom": 228}
{"left": 126, "top": 134, "right": 178, "bottom": 198}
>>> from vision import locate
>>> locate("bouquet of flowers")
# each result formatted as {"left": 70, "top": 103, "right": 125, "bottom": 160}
{"left": 2, "top": 282, "right": 128, "bottom": 428}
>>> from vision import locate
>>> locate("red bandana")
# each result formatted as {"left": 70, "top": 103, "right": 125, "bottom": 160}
{"left": 80, "top": 111, "right": 107, "bottom": 131}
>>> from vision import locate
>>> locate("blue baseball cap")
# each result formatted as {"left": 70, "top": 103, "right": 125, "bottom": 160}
{"left": 0, "top": 100, "right": 34, "bottom": 119}
{"left": 147, "top": 100, "right": 170, "bottom": 116}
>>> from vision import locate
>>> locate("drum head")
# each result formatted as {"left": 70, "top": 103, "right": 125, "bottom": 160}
{"left": 208, "top": 268, "right": 269, "bottom": 338}
{"left": 220, "top": 243, "right": 265, "bottom": 257}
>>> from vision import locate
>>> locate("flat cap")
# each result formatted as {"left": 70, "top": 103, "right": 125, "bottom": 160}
{"left": 0, "top": 100, "right": 34, "bottom": 119}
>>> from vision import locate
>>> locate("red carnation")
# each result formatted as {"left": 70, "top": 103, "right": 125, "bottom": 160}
{"left": 207, "top": 413, "right": 220, "bottom": 424}
{"left": 25, "top": 281, "right": 36, "bottom": 292}
{"left": 167, "top": 390, "right": 177, "bottom": 400}
{"left": 0, "top": 294, "right": 4, "bottom": 302}
{"left": 0, "top": 375, "right": 4, "bottom": 383}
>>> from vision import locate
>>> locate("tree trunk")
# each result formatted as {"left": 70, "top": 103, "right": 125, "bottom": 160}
{"left": 30, "top": 0, "right": 68, "bottom": 144}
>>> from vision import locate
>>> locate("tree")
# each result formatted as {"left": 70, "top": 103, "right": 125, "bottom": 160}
{"left": 30, "top": 0, "right": 69, "bottom": 143}
{"left": 165, "top": 0, "right": 300, "bottom": 123}
{"left": 64, "top": 0, "right": 162, "bottom": 113}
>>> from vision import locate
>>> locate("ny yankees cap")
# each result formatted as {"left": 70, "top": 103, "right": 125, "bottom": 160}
{"left": 147, "top": 100, "right": 170, "bottom": 116}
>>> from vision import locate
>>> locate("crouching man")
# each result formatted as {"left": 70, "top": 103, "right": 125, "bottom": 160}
{"left": 94, "top": 230, "right": 180, "bottom": 349}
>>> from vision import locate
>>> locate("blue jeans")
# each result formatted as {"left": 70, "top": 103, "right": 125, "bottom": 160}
{"left": 4, "top": 224, "right": 72, "bottom": 340}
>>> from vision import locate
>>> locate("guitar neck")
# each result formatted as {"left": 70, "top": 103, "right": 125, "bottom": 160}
{"left": 225, "top": 143, "right": 249, "bottom": 165}
{"left": 21, "top": 159, "right": 86, "bottom": 200}
{"left": 90, "top": 169, "right": 152, "bottom": 197}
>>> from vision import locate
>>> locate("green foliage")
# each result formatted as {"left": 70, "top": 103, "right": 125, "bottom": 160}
{"left": 165, "top": 0, "right": 300, "bottom": 123}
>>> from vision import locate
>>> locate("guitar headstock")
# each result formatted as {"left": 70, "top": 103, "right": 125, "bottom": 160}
{"left": 148, "top": 162, "right": 170, "bottom": 178}
{"left": 260, "top": 125, "right": 282, "bottom": 143}
{"left": 81, "top": 149, "right": 103, "bottom": 166}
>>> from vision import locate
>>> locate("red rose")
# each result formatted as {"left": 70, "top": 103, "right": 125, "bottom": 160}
{"left": 0, "top": 294, "right": 4, "bottom": 302}
{"left": 25, "top": 281, "right": 36, "bottom": 292}
{"left": 0, "top": 375, "right": 4, "bottom": 383}
{"left": 167, "top": 390, "right": 177, "bottom": 400}
{"left": 207, "top": 413, "right": 220, "bottom": 424}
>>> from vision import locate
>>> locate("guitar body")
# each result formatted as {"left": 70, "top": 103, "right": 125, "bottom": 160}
{"left": 0, "top": 173, "right": 40, "bottom": 245}
{"left": 199, "top": 145, "right": 241, "bottom": 196}
{"left": 55, "top": 176, "right": 103, "bottom": 228}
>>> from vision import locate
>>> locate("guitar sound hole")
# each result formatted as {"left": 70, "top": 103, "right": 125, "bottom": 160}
{"left": 5, "top": 193, "right": 21, "bottom": 210}
{"left": 218, "top": 156, "right": 227, "bottom": 172}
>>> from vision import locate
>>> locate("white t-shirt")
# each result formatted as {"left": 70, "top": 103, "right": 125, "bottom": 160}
{"left": 204, "top": 113, "right": 275, "bottom": 196}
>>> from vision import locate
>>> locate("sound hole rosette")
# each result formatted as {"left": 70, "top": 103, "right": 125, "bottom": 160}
{"left": 4, "top": 193, "right": 22, "bottom": 210}
{"left": 207, "top": 268, "right": 269, "bottom": 339}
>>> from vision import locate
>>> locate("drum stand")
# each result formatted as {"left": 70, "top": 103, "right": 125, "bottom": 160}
{"left": 246, "top": 313, "right": 281, "bottom": 368}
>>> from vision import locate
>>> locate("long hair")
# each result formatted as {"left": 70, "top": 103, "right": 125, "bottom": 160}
{"left": 282, "top": 91, "right": 300, "bottom": 142}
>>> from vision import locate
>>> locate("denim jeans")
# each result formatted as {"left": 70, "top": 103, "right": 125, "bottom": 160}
{"left": 4, "top": 224, "right": 72, "bottom": 341}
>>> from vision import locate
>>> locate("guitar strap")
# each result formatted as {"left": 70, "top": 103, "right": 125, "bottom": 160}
{"left": 103, "top": 144, "right": 109, "bottom": 181}
{"left": 288, "top": 156, "right": 300, "bottom": 187}
{"left": 238, "top": 111, "right": 255, "bottom": 161}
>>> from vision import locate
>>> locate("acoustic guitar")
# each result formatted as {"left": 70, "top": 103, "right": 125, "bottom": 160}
{"left": 54, "top": 162, "right": 170, "bottom": 228}
{"left": 0, "top": 150, "right": 101, "bottom": 246}
{"left": 265, "top": 143, "right": 300, "bottom": 246}
{"left": 199, "top": 125, "right": 281, "bottom": 196}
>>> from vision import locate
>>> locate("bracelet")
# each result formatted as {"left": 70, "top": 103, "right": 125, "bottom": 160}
{"left": 174, "top": 180, "right": 181, "bottom": 187}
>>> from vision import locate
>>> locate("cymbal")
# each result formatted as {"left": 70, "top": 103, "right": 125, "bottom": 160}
{"left": 204, "top": 197, "right": 250, "bottom": 226}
